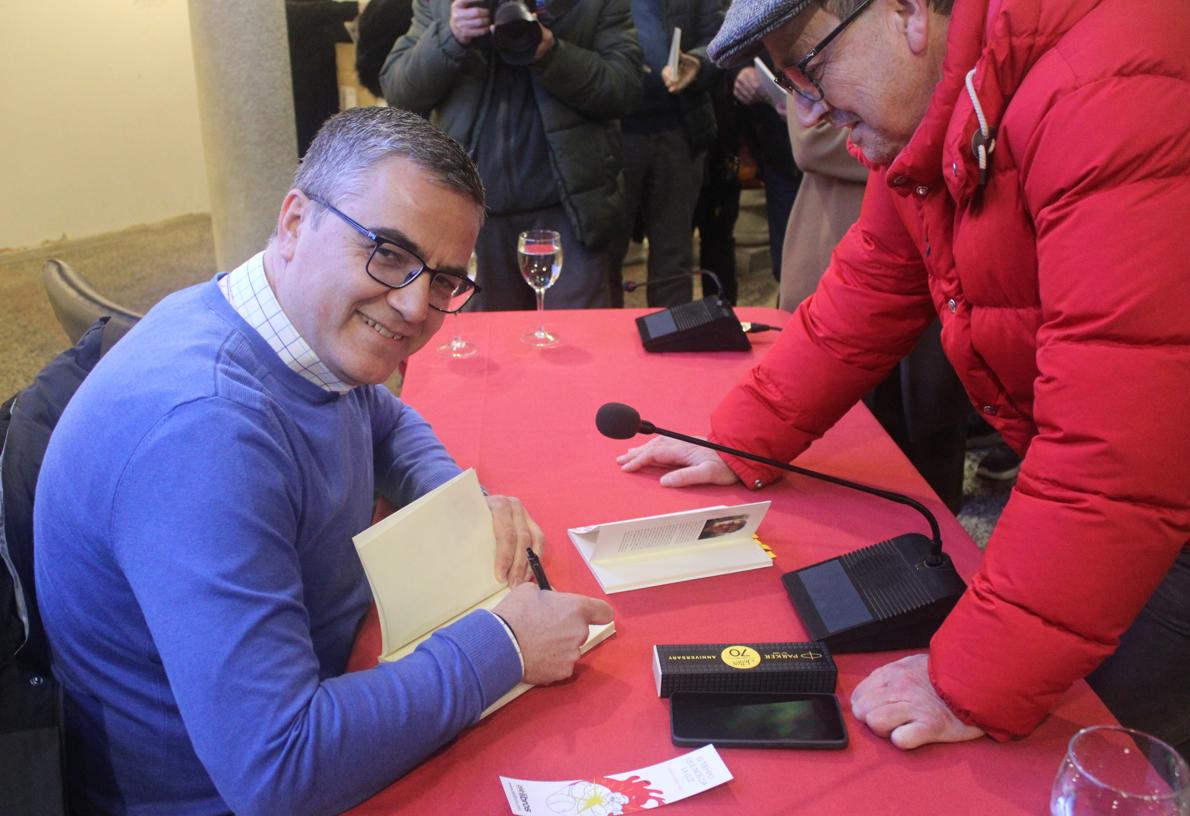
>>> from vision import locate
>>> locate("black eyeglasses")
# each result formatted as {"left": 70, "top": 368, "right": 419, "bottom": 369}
{"left": 771, "top": 0, "right": 875, "bottom": 103}
{"left": 305, "top": 193, "right": 480, "bottom": 314}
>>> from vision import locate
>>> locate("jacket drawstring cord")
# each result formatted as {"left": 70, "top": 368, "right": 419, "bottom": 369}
{"left": 965, "top": 67, "right": 996, "bottom": 186}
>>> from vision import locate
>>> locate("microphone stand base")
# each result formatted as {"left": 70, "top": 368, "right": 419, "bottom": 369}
{"left": 781, "top": 533, "right": 966, "bottom": 653}
{"left": 635, "top": 297, "right": 751, "bottom": 353}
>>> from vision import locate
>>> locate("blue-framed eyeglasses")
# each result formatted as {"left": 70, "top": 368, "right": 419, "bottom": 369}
{"left": 305, "top": 193, "right": 480, "bottom": 314}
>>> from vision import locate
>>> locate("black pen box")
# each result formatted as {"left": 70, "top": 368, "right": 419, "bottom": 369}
{"left": 653, "top": 642, "right": 837, "bottom": 697}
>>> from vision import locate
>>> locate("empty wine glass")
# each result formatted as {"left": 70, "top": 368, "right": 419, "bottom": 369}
{"left": 437, "top": 252, "right": 478, "bottom": 358}
{"left": 518, "top": 229, "right": 562, "bottom": 347}
{"left": 1051, "top": 726, "right": 1189, "bottom": 815}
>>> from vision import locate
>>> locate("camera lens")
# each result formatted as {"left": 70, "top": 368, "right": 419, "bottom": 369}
{"left": 491, "top": 0, "right": 542, "bottom": 64}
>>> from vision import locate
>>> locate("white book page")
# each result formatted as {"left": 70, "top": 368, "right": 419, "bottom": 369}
{"left": 573, "top": 535, "right": 771, "bottom": 594}
{"left": 358, "top": 469, "right": 618, "bottom": 716}
{"left": 569, "top": 503, "right": 773, "bottom": 593}
{"left": 354, "top": 469, "right": 504, "bottom": 658}
{"left": 588, "top": 502, "right": 770, "bottom": 563}
{"left": 381, "top": 586, "right": 511, "bottom": 662}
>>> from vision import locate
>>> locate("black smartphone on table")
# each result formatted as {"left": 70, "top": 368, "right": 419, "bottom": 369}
{"left": 670, "top": 691, "right": 848, "bottom": 749}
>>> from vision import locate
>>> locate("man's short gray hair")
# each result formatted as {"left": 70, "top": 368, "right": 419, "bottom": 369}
{"left": 293, "top": 106, "right": 485, "bottom": 223}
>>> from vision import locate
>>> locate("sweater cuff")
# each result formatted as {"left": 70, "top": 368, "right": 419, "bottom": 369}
{"left": 438, "top": 609, "right": 524, "bottom": 710}
{"left": 488, "top": 610, "right": 525, "bottom": 674}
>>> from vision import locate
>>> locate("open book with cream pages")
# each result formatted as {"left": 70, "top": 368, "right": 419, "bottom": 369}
{"left": 568, "top": 501, "right": 773, "bottom": 594}
{"left": 353, "top": 468, "right": 615, "bottom": 718}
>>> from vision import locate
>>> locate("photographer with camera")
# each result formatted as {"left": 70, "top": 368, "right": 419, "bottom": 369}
{"left": 381, "top": 0, "right": 642, "bottom": 310}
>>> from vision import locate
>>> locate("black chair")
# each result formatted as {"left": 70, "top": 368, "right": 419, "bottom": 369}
{"left": 41, "top": 259, "right": 141, "bottom": 353}
{"left": 1, "top": 318, "right": 118, "bottom": 815}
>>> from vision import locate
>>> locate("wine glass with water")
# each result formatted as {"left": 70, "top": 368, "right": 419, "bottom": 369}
{"left": 437, "top": 251, "right": 479, "bottom": 358}
{"left": 1051, "top": 726, "right": 1189, "bottom": 815}
{"left": 518, "top": 229, "right": 562, "bottom": 347}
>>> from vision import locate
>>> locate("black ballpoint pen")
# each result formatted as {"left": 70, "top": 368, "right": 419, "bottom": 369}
{"left": 526, "top": 548, "right": 551, "bottom": 590}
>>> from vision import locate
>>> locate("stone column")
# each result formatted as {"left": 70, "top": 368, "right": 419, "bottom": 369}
{"left": 188, "top": 0, "right": 297, "bottom": 270}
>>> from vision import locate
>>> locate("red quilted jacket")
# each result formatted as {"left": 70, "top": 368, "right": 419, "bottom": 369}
{"left": 709, "top": 0, "right": 1190, "bottom": 739}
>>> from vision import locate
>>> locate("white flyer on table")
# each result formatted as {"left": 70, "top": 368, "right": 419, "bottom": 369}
{"left": 500, "top": 745, "right": 732, "bottom": 814}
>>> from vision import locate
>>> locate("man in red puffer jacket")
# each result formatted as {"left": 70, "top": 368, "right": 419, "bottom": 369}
{"left": 616, "top": 0, "right": 1190, "bottom": 755}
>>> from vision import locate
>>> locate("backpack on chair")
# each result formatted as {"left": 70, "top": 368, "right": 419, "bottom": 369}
{"left": 1, "top": 317, "right": 122, "bottom": 816}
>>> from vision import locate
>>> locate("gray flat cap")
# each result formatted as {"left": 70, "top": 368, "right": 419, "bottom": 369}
{"left": 708, "top": 0, "right": 815, "bottom": 67}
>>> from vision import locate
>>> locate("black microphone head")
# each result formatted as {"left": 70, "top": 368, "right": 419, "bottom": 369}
{"left": 595, "top": 403, "right": 642, "bottom": 439}
{"left": 622, "top": 281, "right": 638, "bottom": 292}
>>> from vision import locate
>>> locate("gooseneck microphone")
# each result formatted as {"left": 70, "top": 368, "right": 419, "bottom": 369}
{"left": 596, "top": 402, "right": 944, "bottom": 561}
{"left": 596, "top": 402, "right": 967, "bottom": 652}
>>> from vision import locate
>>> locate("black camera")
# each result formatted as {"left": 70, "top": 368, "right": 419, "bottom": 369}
{"left": 489, "top": 0, "right": 542, "bottom": 64}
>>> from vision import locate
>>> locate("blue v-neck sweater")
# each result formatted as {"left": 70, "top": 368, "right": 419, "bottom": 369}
{"left": 35, "top": 280, "right": 521, "bottom": 815}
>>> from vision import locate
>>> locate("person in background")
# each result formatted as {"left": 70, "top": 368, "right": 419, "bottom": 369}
{"left": 382, "top": 0, "right": 642, "bottom": 310}
{"left": 616, "top": 0, "right": 1190, "bottom": 758}
{"left": 729, "top": 58, "right": 801, "bottom": 281}
{"left": 35, "top": 107, "right": 613, "bottom": 814}
{"left": 778, "top": 117, "right": 865, "bottom": 308}
{"left": 607, "top": 0, "right": 723, "bottom": 308}
{"left": 286, "top": 0, "right": 360, "bottom": 156}
{"left": 692, "top": 61, "right": 742, "bottom": 305}
{"left": 355, "top": 0, "right": 414, "bottom": 97}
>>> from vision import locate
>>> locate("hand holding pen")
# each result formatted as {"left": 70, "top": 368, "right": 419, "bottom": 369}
{"left": 492, "top": 558, "right": 612, "bottom": 684}
{"left": 526, "top": 547, "right": 551, "bottom": 590}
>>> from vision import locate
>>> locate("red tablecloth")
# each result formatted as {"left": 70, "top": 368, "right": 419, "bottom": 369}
{"left": 347, "top": 308, "right": 1112, "bottom": 814}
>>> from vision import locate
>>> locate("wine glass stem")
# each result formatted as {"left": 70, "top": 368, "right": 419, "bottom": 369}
{"left": 536, "top": 288, "right": 546, "bottom": 334}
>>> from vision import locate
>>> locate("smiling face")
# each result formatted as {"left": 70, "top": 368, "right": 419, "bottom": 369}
{"left": 764, "top": 0, "right": 948, "bottom": 165}
{"left": 265, "top": 156, "right": 482, "bottom": 387}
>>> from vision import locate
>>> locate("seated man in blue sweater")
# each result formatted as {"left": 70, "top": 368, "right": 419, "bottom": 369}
{"left": 34, "top": 106, "right": 614, "bottom": 815}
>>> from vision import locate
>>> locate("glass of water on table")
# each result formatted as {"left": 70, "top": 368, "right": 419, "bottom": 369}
{"left": 1050, "top": 725, "right": 1189, "bottom": 815}
{"left": 437, "top": 251, "right": 479, "bottom": 358}
{"left": 518, "top": 229, "right": 562, "bottom": 347}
